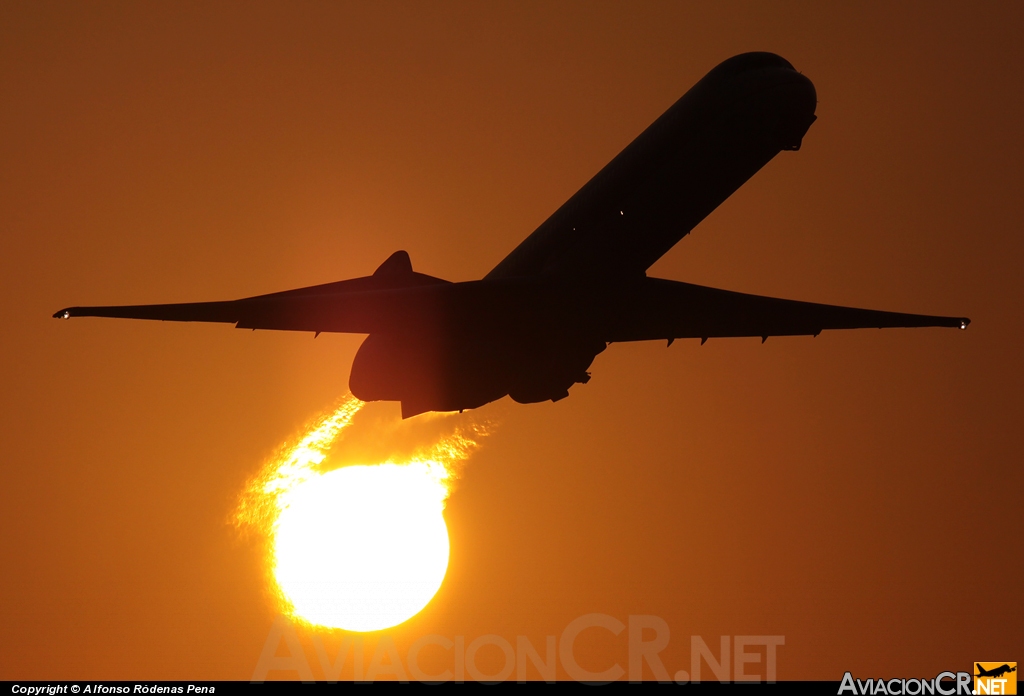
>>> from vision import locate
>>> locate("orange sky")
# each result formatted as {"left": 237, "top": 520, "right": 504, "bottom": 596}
{"left": 1, "top": 1, "right": 1020, "bottom": 681}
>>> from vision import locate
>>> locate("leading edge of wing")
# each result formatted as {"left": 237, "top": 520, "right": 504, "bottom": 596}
{"left": 606, "top": 278, "right": 970, "bottom": 342}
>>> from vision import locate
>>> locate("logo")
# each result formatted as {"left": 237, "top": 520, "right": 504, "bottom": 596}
{"left": 838, "top": 671, "right": 971, "bottom": 695}
{"left": 975, "top": 663, "right": 1016, "bottom": 695}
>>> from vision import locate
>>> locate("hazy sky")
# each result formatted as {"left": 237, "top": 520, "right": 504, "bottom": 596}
{"left": 1, "top": 1, "right": 1020, "bottom": 680}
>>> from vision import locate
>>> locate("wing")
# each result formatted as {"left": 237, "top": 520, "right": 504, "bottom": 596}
{"left": 52, "top": 291, "right": 398, "bottom": 334}
{"left": 487, "top": 53, "right": 818, "bottom": 280}
{"left": 607, "top": 278, "right": 969, "bottom": 342}
{"left": 52, "top": 296, "right": 370, "bottom": 333}
{"left": 53, "top": 251, "right": 452, "bottom": 334}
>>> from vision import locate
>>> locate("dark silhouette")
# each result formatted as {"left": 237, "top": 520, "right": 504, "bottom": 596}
{"left": 976, "top": 665, "right": 1016, "bottom": 679}
{"left": 54, "top": 53, "right": 970, "bottom": 418}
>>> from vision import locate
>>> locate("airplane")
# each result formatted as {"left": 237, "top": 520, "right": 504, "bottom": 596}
{"left": 975, "top": 665, "right": 1016, "bottom": 679}
{"left": 54, "top": 52, "right": 970, "bottom": 418}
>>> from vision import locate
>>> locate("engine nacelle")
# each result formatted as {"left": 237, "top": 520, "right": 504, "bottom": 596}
{"left": 349, "top": 333, "right": 507, "bottom": 418}
{"left": 350, "top": 332, "right": 606, "bottom": 417}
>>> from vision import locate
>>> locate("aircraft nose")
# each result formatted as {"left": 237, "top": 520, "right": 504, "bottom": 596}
{"left": 706, "top": 52, "right": 796, "bottom": 80}
{"left": 700, "top": 53, "right": 818, "bottom": 151}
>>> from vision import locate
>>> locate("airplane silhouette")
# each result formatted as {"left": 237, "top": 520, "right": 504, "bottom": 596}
{"left": 54, "top": 52, "right": 969, "bottom": 418}
{"left": 976, "top": 665, "right": 1016, "bottom": 679}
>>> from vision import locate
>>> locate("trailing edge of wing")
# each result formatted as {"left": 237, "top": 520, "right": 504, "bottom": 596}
{"left": 607, "top": 278, "right": 969, "bottom": 342}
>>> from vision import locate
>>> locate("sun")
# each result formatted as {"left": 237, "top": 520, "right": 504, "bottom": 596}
{"left": 235, "top": 396, "right": 487, "bottom": 633}
{"left": 272, "top": 462, "right": 450, "bottom": 632}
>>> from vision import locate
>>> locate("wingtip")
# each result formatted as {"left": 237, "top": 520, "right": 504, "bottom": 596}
{"left": 53, "top": 308, "right": 72, "bottom": 319}
{"left": 959, "top": 318, "right": 971, "bottom": 330}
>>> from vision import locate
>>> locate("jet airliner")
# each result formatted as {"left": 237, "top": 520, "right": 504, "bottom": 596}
{"left": 54, "top": 52, "right": 969, "bottom": 418}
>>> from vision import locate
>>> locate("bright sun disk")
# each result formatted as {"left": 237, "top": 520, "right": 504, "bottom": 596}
{"left": 273, "top": 461, "right": 450, "bottom": 632}
{"left": 236, "top": 396, "right": 484, "bottom": 633}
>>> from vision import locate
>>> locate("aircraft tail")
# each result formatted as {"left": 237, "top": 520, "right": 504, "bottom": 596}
{"left": 373, "top": 250, "right": 414, "bottom": 277}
